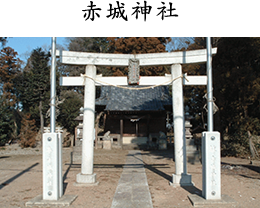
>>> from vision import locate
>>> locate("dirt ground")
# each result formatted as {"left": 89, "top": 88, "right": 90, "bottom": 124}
{"left": 0, "top": 144, "right": 260, "bottom": 208}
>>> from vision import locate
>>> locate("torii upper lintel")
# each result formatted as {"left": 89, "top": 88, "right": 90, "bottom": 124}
{"left": 56, "top": 48, "right": 217, "bottom": 66}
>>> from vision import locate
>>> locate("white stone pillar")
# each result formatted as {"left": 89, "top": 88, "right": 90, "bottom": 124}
{"left": 171, "top": 64, "right": 193, "bottom": 187}
{"left": 202, "top": 131, "right": 221, "bottom": 199}
{"left": 57, "top": 132, "right": 63, "bottom": 197}
{"left": 76, "top": 65, "right": 97, "bottom": 184}
{"left": 43, "top": 133, "right": 61, "bottom": 200}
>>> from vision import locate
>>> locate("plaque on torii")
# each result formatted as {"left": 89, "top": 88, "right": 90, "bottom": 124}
{"left": 128, "top": 59, "right": 140, "bottom": 85}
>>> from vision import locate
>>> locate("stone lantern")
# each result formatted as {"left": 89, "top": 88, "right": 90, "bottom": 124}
{"left": 185, "top": 106, "right": 200, "bottom": 164}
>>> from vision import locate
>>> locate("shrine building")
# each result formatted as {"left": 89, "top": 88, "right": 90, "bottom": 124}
{"left": 76, "top": 85, "right": 172, "bottom": 149}
{"left": 97, "top": 85, "right": 172, "bottom": 148}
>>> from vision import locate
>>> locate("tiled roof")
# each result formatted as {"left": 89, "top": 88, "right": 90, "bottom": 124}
{"left": 95, "top": 86, "right": 172, "bottom": 111}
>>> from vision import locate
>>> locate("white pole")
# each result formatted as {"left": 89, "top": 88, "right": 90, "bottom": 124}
{"left": 43, "top": 37, "right": 63, "bottom": 200}
{"left": 202, "top": 38, "right": 221, "bottom": 200}
{"left": 50, "top": 37, "right": 56, "bottom": 133}
{"left": 206, "top": 37, "right": 213, "bottom": 131}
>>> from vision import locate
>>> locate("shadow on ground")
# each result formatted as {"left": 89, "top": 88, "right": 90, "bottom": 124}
{"left": 0, "top": 163, "right": 39, "bottom": 190}
{"left": 67, "top": 148, "right": 203, "bottom": 196}
{"left": 221, "top": 161, "right": 260, "bottom": 179}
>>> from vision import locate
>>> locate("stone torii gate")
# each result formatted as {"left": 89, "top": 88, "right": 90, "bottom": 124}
{"left": 58, "top": 48, "right": 218, "bottom": 188}
{"left": 34, "top": 45, "right": 223, "bottom": 206}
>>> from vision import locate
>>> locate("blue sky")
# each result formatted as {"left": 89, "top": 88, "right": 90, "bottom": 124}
{"left": 4, "top": 37, "right": 175, "bottom": 64}
{"left": 5, "top": 37, "right": 67, "bottom": 64}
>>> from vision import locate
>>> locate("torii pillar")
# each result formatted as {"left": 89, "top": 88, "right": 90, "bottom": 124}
{"left": 171, "top": 64, "right": 193, "bottom": 187}
{"left": 76, "top": 65, "right": 98, "bottom": 185}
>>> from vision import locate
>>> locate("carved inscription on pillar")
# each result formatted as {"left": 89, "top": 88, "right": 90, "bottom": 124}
{"left": 210, "top": 144, "right": 217, "bottom": 190}
{"left": 46, "top": 145, "right": 53, "bottom": 193}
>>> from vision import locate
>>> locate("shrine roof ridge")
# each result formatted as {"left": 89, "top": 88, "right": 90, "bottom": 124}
{"left": 96, "top": 85, "right": 172, "bottom": 111}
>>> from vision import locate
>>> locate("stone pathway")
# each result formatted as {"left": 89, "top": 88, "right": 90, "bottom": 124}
{"left": 111, "top": 150, "right": 153, "bottom": 208}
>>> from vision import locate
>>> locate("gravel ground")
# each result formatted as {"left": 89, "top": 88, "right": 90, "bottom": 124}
{"left": 0, "top": 144, "right": 42, "bottom": 156}
{"left": 0, "top": 144, "right": 260, "bottom": 208}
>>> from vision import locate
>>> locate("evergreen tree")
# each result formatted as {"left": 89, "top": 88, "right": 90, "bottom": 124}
{"left": 19, "top": 113, "right": 37, "bottom": 148}
{"left": 212, "top": 37, "right": 260, "bottom": 155}
{"left": 16, "top": 48, "right": 50, "bottom": 135}
{"left": 0, "top": 95, "right": 13, "bottom": 145}
{"left": 0, "top": 47, "right": 21, "bottom": 107}
{"left": 57, "top": 90, "right": 83, "bottom": 134}
{"left": 0, "top": 46, "right": 21, "bottom": 144}
{"left": 67, "top": 37, "right": 109, "bottom": 53}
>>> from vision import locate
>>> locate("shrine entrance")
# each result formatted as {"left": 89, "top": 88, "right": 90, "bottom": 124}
{"left": 57, "top": 47, "right": 217, "bottom": 188}
{"left": 38, "top": 38, "right": 222, "bottom": 206}
{"left": 94, "top": 84, "right": 173, "bottom": 149}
